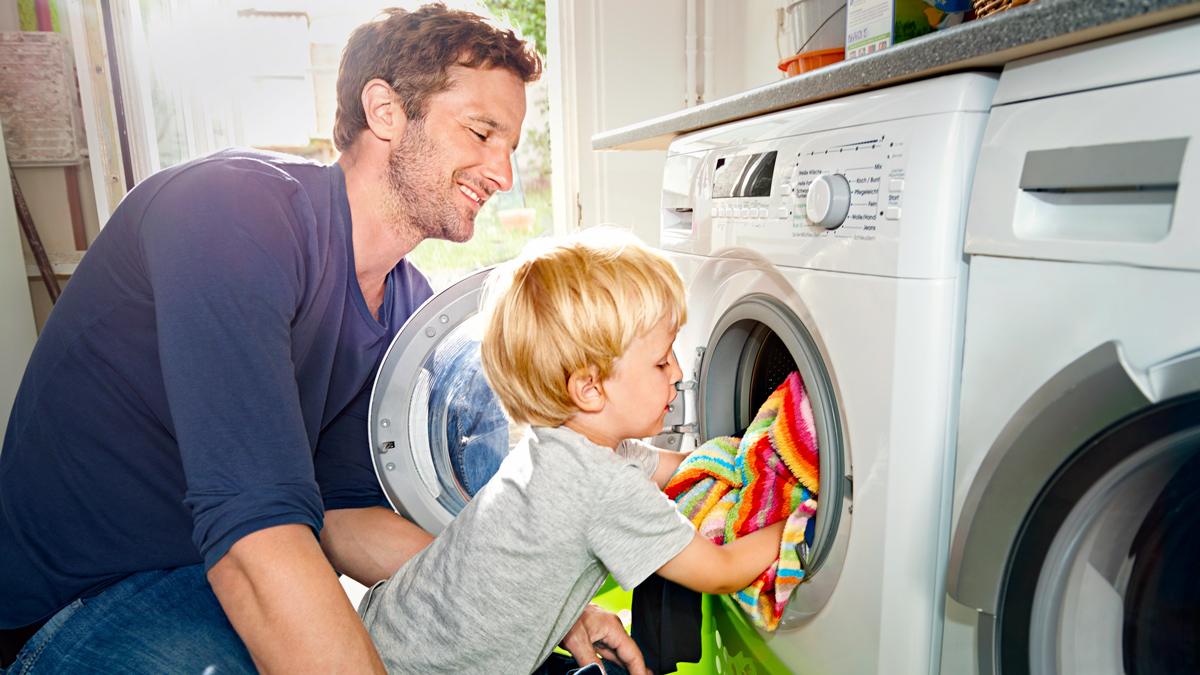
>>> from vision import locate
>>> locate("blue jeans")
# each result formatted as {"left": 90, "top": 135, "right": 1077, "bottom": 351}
{"left": 429, "top": 337, "right": 511, "bottom": 496}
{"left": 4, "top": 565, "right": 254, "bottom": 674}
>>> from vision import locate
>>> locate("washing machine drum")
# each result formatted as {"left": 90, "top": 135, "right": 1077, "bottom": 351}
{"left": 368, "top": 269, "right": 516, "bottom": 534}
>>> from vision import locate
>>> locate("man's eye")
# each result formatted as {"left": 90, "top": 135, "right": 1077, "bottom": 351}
{"left": 470, "top": 128, "right": 487, "bottom": 141}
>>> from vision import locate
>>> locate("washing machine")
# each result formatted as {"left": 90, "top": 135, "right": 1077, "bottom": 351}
{"left": 655, "top": 72, "right": 995, "bottom": 674}
{"left": 941, "top": 18, "right": 1200, "bottom": 675}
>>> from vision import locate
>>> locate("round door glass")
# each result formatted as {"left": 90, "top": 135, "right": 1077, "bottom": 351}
{"left": 423, "top": 322, "right": 515, "bottom": 510}
{"left": 1021, "top": 401, "right": 1200, "bottom": 675}
{"left": 370, "top": 269, "right": 521, "bottom": 533}
{"left": 698, "top": 292, "right": 848, "bottom": 625}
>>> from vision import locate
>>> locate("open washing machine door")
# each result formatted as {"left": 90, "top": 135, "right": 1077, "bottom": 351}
{"left": 368, "top": 269, "right": 514, "bottom": 535}
{"left": 368, "top": 267, "right": 689, "bottom": 535}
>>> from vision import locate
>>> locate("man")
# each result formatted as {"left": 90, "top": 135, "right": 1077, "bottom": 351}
{"left": 0, "top": 5, "right": 646, "bottom": 673}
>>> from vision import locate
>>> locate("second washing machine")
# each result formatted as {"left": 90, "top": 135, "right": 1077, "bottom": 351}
{"left": 942, "top": 18, "right": 1200, "bottom": 675}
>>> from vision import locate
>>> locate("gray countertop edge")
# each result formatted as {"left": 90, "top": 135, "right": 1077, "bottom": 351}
{"left": 592, "top": 0, "right": 1200, "bottom": 151}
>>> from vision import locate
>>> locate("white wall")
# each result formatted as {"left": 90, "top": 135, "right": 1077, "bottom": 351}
{"left": 549, "top": 0, "right": 686, "bottom": 245}
{"left": 0, "top": 118, "right": 40, "bottom": 445}
{"left": 549, "top": 0, "right": 785, "bottom": 246}
{"left": 708, "top": 0, "right": 787, "bottom": 101}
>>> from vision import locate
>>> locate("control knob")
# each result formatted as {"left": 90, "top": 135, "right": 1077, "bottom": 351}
{"left": 805, "top": 173, "right": 851, "bottom": 229}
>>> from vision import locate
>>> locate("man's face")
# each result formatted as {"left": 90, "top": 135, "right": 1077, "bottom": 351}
{"left": 385, "top": 65, "right": 527, "bottom": 243}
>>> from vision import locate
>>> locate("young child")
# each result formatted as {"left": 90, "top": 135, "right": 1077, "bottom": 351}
{"left": 359, "top": 229, "right": 785, "bottom": 674}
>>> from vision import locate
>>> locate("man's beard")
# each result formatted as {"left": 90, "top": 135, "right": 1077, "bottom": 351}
{"left": 383, "top": 121, "right": 475, "bottom": 243}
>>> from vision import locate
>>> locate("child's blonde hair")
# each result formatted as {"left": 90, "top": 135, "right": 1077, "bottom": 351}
{"left": 480, "top": 228, "right": 687, "bottom": 427}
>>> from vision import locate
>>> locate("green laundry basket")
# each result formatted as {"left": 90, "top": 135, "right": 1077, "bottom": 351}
{"left": 589, "top": 577, "right": 791, "bottom": 675}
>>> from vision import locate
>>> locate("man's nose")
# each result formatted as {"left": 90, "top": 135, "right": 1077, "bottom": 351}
{"left": 482, "top": 145, "right": 514, "bottom": 193}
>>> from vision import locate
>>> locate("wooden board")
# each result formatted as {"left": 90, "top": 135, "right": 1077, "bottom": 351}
{"left": 0, "top": 31, "right": 84, "bottom": 166}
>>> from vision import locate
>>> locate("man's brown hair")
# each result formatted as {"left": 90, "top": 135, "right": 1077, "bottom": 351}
{"left": 333, "top": 3, "right": 542, "bottom": 151}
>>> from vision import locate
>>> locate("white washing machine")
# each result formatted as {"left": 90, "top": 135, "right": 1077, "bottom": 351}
{"left": 656, "top": 72, "right": 995, "bottom": 674}
{"left": 941, "top": 18, "right": 1200, "bottom": 675}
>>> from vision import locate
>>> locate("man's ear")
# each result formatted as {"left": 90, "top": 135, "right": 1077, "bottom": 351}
{"left": 567, "top": 366, "right": 606, "bottom": 413}
{"left": 361, "top": 78, "right": 407, "bottom": 142}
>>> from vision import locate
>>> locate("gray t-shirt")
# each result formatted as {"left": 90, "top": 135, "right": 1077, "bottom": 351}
{"left": 359, "top": 425, "right": 696, "bottom": 674}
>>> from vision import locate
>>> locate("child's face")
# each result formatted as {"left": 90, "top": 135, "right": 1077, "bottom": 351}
{"left": 602, "top": 316, "right": 684, "bottom": 440}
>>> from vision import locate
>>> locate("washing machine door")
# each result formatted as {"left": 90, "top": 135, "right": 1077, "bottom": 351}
{"left": 1013, "top": 393, "right": 1200, "bottom": 675}
{"left": 368, "top": 269, "right": 514, "bottom": 535}
{"left": 697, "top": 291, "right": 849, "bottom": 626}
{"left": 685, "top": 253, "right": 852, "bottom": 633}
{"left": 946, "top": 340, "right": 1200, "bottom": 675}
{"left": 369, "top": 267, "right": 690, "bottom": 535}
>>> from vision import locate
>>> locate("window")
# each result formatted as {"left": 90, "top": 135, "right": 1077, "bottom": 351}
{"left": 116, "top": 0, "right": 553, "bottom": 289}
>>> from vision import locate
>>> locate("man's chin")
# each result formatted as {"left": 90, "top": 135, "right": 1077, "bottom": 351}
{"left": 429, "top": 218, "right": 475, "bottom": 243}
{"left": 446, "top": 223, "right": 475, "bottom": 243}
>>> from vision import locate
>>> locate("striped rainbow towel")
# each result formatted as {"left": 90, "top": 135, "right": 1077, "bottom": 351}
{"left": 664, "top": 371, "right": 819, "bottom": 631}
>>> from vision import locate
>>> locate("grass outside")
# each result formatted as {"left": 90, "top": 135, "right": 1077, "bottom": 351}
{"left": 408, "top": 186, "right": 555, "bottom": 291}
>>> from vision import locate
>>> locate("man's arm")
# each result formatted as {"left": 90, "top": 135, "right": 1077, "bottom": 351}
{"left": 207, "top": 524, "right": 385, "bottom": 674}
{"left": 655, "top": 521, "right": 785, "bottom": 595}
{"left": 320, "top": 506, "right": 433, "bottom": 585}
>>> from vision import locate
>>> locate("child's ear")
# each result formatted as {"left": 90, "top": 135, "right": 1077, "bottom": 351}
{"left": 567, "top": 366, "right": 605, "bottom": 413}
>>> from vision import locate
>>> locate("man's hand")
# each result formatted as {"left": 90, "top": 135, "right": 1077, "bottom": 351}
{"left": 560, "top": 604, "right": 649, "bottom": 675}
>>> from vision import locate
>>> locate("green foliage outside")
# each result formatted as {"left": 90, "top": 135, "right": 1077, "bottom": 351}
{"left": 482, "top": 0, "right": 547, "bottom": 56}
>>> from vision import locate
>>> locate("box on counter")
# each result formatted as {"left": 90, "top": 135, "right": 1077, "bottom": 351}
{"left": 845, "top": 0, "right": 969, "bottom": 59}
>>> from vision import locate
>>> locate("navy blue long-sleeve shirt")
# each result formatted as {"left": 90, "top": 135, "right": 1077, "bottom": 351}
{"left": 0, "top": 149, "right": 432, "bottom": 627}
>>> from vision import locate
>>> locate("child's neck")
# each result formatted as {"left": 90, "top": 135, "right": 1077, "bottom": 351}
{"left": 562, "top": 417, "right": 620, "bottom": 450}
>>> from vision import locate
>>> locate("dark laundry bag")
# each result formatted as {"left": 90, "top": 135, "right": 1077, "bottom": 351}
{"left": 631, "top": 574, "right": 703, "bottom": 673}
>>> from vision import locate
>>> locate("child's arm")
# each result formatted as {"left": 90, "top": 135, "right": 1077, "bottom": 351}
{"left": 650, "top": 449, "right": 690, "bottom": 488}
{"left": 655, "top": 520, "right": 786, "bottom": 595}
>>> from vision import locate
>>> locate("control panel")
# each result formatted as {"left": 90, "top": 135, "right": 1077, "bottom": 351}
{"left": 708, "top": 129, "right": 910, "bottom": 260}
{"left": 659, "top": 72, "right": 997, "bottom": 279}
{"left": 790, "top": 134, "right": 904, "bottom": 237}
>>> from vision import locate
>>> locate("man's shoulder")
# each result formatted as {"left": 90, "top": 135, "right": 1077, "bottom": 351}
{"left": 130, "top": 149, "right": 335, "bottom": 236}
{"left": 161, "top": 148, "right": 322, "bottom": 193}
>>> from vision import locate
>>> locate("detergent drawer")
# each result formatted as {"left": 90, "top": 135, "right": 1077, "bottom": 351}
{"left": 965, "top": 65, "right": 1200, "bottom": 272}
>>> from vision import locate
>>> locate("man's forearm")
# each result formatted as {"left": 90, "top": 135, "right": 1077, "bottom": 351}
{"left": 320, "top": 506, "right": 434, "bottom": 586}
{"left": 208, "top": 523, "right": 385, "bottom": 674}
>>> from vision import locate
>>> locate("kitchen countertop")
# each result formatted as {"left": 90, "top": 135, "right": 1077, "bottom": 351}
{"left": 592, "top": 0, "right": 1200, "bottom": 151}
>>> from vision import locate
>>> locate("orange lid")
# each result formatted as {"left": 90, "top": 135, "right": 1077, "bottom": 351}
{"left": 778, "top": 47, "right": 844, "bottom": 76}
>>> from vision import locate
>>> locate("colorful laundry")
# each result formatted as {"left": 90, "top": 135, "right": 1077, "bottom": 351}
{"left": 664, "top": 371, "right": 819, "bottom": 631}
